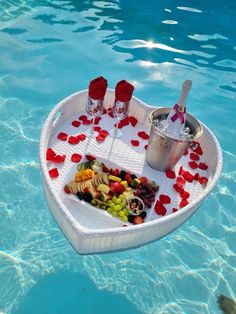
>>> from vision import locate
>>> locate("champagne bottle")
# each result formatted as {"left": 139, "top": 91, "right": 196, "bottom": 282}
{"left": 163, "top": 80, "right": 192, "bottom": 138}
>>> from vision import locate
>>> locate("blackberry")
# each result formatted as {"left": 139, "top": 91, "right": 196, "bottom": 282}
{"left": 140, "top": 211, "right": 147, "bottom": 219}
{"left": 128, "top": 215, "right": 135, "bottom": 223}
{"left": 83, "top": 193, "right": 92, "bottom": 203}
{"left": 76, "top": 192, "right": 84, "bottom": 200}
{"left": 120, "top": 170, "right": 127, "bottom": 180}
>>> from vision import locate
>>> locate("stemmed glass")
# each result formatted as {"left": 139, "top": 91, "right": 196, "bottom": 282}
{"left": 86, "top": 97, "right": 104, "bottom": 137}
{"left": 109, "top": 100, "right": 129, "bottom": 138}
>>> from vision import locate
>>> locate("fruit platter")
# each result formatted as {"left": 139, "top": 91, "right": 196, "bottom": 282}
{"left": 39, "top": 89, "right": 223, "bottom": 254}
{"left": 63, "top": 157, "right": 159, "bottom": 225}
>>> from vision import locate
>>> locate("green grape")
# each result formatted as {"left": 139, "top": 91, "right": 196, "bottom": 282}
{"left": 119, "top": 210, "right": 126, "bottom": 217}
{"left": 123, "top": 208, "right": 129, "bottom": 215}
{"left": 111, "top": 211, "right": 118, "bottom": 217}
{"left": 112, "top": 196, "right": 117, "bottom": 203}
{"left": 121, "top": 216, "right": 128, "bottom": 222}
{"left": 120, "top": 202, "right": 126, "bottom": 208}
{"left": 119, "top": 195, "right": 125, "bottom": 201}
{"left": 115, "top": 198, "right": 121, "bottom": 205}
{"left": 107, "top": 207, "right": 113, "bottom": 214}
{"left": 107, "top": 200, "right": 113, "bottom": 206}
{"left": 109, "top": 202, "right": 115, "bottom": 208}
{"left": 114, "top": 204, "right": 122, "bottom": 211}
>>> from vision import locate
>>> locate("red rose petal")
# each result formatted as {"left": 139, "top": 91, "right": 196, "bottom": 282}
{"left": 190, "top": 153, "right": 200, "bottom": 161}
{"left": 79, "top": 115, "right": 87, "bottom": 121}
{"left": 173, "top": 183, "right": 184, "bottom": 193}
{"left": 183, "top": 171, "right": 194, "bottom": 182}
{"left": 57, "top": 132, "right": 68, "bottom": 141}
{"left": 71, "top": 153, "right": 82, "bottom": 163}
{"left": 99, "top": 130, "right": 109, "bottom": 137}
{"left": 49, "top": 168, "right": 59, "bottom": 179}
{"left": 178, "top": 166, "right": 185, "bottom": 176}
{"left": 176, "top": 176, "right": 186, "bottom": 187}
{"left": 194, "top": 145, "right": 203, "bottom": 155}
{"left": 52, "top": 154, "right": 66, "bottom": 163}
{"left": 154, "top": 201, "right": 167, "bottom": 216}
{"left": 68, "top": 136, "right": 80, "bottom": 145}
{"left": 96, "top": 135, "right": 105, "bottom": 142}
{"left": 183, "top": 149, "right": 188, "bottom": 156}
{"left": 188, "top": 161, "right": 198, "bottom": 170}
{"left": 179, "top": 199, "right": 189, "bottom": 208}
{"left": 159, "top": 194, "right": 171, "bottom": 204}
{"left": 199, "top": 162, "right": 208, "bottom": 170}
{"left": 165, "top": 169, "right": 176, "bottom": 179}
{"left": 94, "top": 117, "right": 101, "bottom": 125}
{"left": 103, "top": 108, "right": 107, "bottom": 114}
{"left": 172, "top": 208, "right": 178, "bottom": 213}
{"left": 82, "top": 119, "right": 91, "bottom": 125}
{"left": 77, "top": 134, "right": 86, "bottom": 141}
{"left": 128, "top": 116, "right": 138, "bottom": 127}
{"left": 72, "top": 120, "right": 81, "bottom": 127}
{"left": 193, "top": 173, "right": 200, "bottom": 180}
{"left": 180, "top": 190, "right": 190, "bottom": 199}
{"left": 131, "top": 140, "right": 139, "bottom": 147}
{"left": 46, "top": 148, "right": 56, "bottom": 161}
{"left": 94, "top": 126, "right": 101, "bottom": 132}
{"left": 199, "top": 176, "right": 208, "bottom": 185}
{"left": 85, "top": 154, "right": 96, "bottom": 161}
{"left": 138, "top": 131, "right": 149, "bottom": 140}
{"left": 144, "top": 144, "right": 148, "bottom": 150}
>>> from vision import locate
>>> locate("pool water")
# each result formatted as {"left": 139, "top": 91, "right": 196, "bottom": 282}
{"left": 0, "top": 1, "right": 235, "bottom": 313}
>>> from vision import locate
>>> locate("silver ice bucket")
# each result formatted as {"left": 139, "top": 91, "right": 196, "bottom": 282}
{"left": 146, "top": 107, "right": 203, "bottom": 171}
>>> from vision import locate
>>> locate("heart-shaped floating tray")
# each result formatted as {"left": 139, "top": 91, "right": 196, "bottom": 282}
{"left": 39, "top": 89, "right": 222, "bottom": 254}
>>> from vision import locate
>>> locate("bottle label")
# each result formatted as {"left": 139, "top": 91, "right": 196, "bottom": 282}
{"left": 171, "top": 104, "right": 186, "bottom": 124}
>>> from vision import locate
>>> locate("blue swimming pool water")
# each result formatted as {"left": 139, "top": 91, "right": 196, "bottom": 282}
{"left": 0, "top": 1, "right": 235, "bottom": 313}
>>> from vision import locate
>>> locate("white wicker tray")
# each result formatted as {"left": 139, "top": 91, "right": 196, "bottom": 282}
{"left": 39, "top": 89, "right": 223, "bottom": 254}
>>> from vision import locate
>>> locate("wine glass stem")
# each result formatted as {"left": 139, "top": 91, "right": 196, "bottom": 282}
{"left": 114, "top": 118, "right": 120, "bottom": 135}
{"left": 90, "top": 116, "right": 95, "bottom": 135}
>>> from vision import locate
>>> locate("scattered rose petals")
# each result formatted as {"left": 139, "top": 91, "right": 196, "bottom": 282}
{"left": 190, "top": 153, "right": 200, "bottom": 161}
{"left": 71, "top": 153, "right": 82, "bottom": 163}
{"left": 188, "top": 161, "right": 198, "bottom": 170}
{"left": 128, "top": 116, "right": 138, "bottom": 127}
{"left": 172, "top": 208, "right": 178, "bottom": 213}
{"left": 194, "top": 145, "right": 203, "bottom": 155}
{"left": 57, "top": 132, "right": 68, "bottom": 141}
{"left": 86, "top": 154, "right": 96, "bottom": 161}
{"left": 154, "top": 201, "right": 167, "bottom": 216}
{"left": 103, "top": 108, "right": 107, "bottom": 114}
{"left": 183, "top": 171, "right": 194, "bottom": 182}
{"left": 72, "top": 120, "right": 81, "bottom": 127}
{"left": 159, "top": 194, "right": 171, "bottom": 204}
{"left": 77, "top": 134, "right": 86, "bottom": 141}
{"left": 49, "top": 168, "right": 59, "bottom": 179}
{"left": 131, "top": 140, "right": 139, "bottom": 147}
{"left": 79, "top": 115, "right": 87, "bottom": 121}
{"left": 144, "top": 144, "right": 148, "bottom": 150}
{"left": 138, "top": 131, "right": 149, "bottom": 140}
{"left": 166, "top": 169, "right": 176, "bottom": 179}
{"left": 179, "top": 199, "right": 189, "bottom": 208}
{"left": 199, "top": 162, "right": 208, "bottom": 170}
{"left": 183, "top": 149, "right": 188, "bottom": 156}
{"left": 94, "top": 126, "right": 101, "bottom": 132}
{"left": 193, "top": 173, "right": 200, "bottom": 180}
{"left": 180, "top": 190, "right": 190, "bottom": 199}
{"left": 68, "top": 136, "right": 80, "bottom": 145}
{"left": 199, "top": 177, "right": 208, "bottom": 185}
{"left": 46, "top": 148, "right": 56, "bottom": 161}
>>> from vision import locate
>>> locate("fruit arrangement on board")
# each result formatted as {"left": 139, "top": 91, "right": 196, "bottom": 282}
{"left": 64, "top": 158, "right": 159, "bottom": 225}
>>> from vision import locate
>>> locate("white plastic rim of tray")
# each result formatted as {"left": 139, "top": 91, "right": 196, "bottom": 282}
{"left": 39, "top": 89, "right": 223, "bottom": 236}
